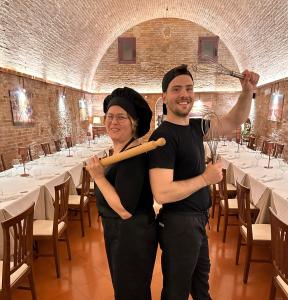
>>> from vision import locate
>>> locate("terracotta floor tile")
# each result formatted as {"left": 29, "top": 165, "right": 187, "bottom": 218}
{"left": 12, "top": 205, "right": 274, "bottom": 300}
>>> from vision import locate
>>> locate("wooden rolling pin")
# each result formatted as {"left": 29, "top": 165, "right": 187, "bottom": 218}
{"left": 100, "top": 137, "right": 166, "bottom": 167}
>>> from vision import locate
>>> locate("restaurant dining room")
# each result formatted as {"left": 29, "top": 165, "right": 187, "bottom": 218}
{"left": 0, "top": 1, "right": 287, "bottom": 299}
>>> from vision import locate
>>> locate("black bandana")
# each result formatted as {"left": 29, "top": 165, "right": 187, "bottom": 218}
{"left": 162, "top": 64, "right": 193, "bottom": 92}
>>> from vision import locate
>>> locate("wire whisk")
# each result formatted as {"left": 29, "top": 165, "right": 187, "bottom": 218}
{"left": 191, "top": 56, "right": 244, "bottom": 80}
{"left": 201, "top": 111, "right": 222, "bottom": 164}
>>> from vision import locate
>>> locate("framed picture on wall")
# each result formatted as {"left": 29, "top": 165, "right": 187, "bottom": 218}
{"left": 9, "top": 89, "right": 34, "bottom": 126}
{"left": 118, "top": 37, "right": 136, "bottom": 64}
{"left": 79, "top": 98, "right": 88, "bottom": 121}
{"left": 267, "top": 92, "right": 285, "bottom": 122}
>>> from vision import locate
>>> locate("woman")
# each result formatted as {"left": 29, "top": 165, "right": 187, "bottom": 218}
{"left": 86, "top": 87, "right": 157, "bottom": 300}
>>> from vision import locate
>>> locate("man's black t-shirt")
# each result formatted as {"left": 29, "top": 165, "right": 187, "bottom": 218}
{"left": 149, "top": 118, "right": 211, "bottom": 213}
{"left": 95, "top": 153, "right": 154, "bottom": 218}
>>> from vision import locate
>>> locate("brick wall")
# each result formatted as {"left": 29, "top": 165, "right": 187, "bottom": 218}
{"left": 0, "top": 72, "right": 91, "bottom": 167}
{"left": 1, "top": 70, "right": 287, "bottom": 168}
{"left": 253, "top": 79, "right": 288, "bottom": 159}
{"left": 93, "top": 18, "right": 241, "bottom": 93}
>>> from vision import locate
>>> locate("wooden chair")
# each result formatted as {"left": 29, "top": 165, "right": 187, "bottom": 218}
{"left": 0, "top": 154, "right": 6, "bottom": 172}
{"left": 247, "top": 135, "right": 257, "bottom": 151}
{"left": 211, "top": 179, "right": 236, "bottom": 219}
{"left": 18, "top": 147, "right": 30, "bottom": 162}
{"left": 217, "top": 169, "right": 259, "bottom": 243}
{"left": 65, "top": 136, "right": 73, "bottom": 148}
{"left": 235, "top": 181, "right": 271, "bottom": 283}
{"left": 29, "top": 142, "right": 42, "bottom": 161}
{"left": 261, "top": 140, "right": 275, "bottom": 156}
{"left": 69, "top": 167, "right": 92, "bottom": 237}
{"left": 41, "top": 143, "right": 52, "bottom": 156}
{"left": 269, "top": 208, "right": 288, "bottom": 300}
{"left": 0, "top": 204, "right": 37, "bottom": 300}
{"left": 217, "top": 169, "right": 240, "bottom": 242}
{"left": 54, "top": 140, "right": 62, "bottom": 152}
{"left": 273, "top": 143, "right": 285, "bottom": 158}
{"left": 33, "top": 177, "right": 72, "bottom": 278}
{"left": 235, "top": 127, "right": 242, "bottom": 144}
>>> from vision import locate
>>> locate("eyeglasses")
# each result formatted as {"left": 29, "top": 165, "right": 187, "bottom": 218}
{"left": 105, "top": 113, "right": 130, "bottom": 124}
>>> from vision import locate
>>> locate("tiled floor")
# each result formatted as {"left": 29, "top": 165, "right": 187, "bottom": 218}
{"left": 14, "top": 205, "right": 273, "bottom": 300}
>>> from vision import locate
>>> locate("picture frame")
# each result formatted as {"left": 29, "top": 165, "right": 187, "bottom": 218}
{"left": 118, "top": 37, "right": 136, "bottom": 64}
{"left": 198, "top": 36, "right": 219, "bottom": 63}
{"left": 9, "top": 89, "right": 34, "bottom": 126}
{"left": 267, "top": 92, "right": 284, "bottom": 122}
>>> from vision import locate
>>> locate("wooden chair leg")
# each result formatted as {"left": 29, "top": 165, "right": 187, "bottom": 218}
{"left": 1, "top": 290, "right": 12, "bottom": 300}
{"left": 236, "top": 231, "right": 242, "bottom": 265}
{"left": 28, "top": 270, "right": 38, "bottom": 300}
{"left": 269, "top": 277, "right": 277, "bottom": 300}
{"left": 211, "top": 185, "right": 217, "bottom": 218}
{"left": 65, "top": 230, "right": 72, "bottom": 260}
{"left": 217, "top": 204, "right": 222, "bottom": 232}
{"left": 52, "top": 238, "right": 61, "bottom": 278}
{"left": 80, "top": 207, "right": 85, "bottom": 237}
{"left": 243, "top": 244, "right": 253, "bottom": 283}
{"left": 87, "top": 202, "right": 92, "bottom": 227}
{"left": 222, "top": 212, "right": 228, "bottom": 243}
{"left": 33, "top": 241, "right": 39, "bottom": 258}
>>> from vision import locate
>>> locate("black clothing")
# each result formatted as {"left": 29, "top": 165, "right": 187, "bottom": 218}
{"left": 162, "top": 65, "right": 193, "bottom": 92}
{"left": 95, "top": 152, "right": 157, "bottom": 300}
{"left": 157, "top": 211, "right": 211, "bottom": 300}
{"left": 103, "top": 87, "right": 152, "bottom": 138}
{"left": 149, "top": 119, "right": 211, "bottom": 213}
{"left": 95, "top": 153, "right": 154, "bottom": 218}
{"left": 149, "top": 118, "right": 212, "bottom": 300}
{"left": 102, "top": 213, "right": 157, "bottom": 300}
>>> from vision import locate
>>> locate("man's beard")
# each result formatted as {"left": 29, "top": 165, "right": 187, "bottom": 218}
{"left": 174, "top": 109, "right": 190, "bottom": 117}
{"left": 169, "top": 97, "right": 193, "bottom": 117}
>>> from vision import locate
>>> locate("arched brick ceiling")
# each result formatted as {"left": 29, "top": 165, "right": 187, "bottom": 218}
{"left": 0, "top": 0, "right": 287, "bottom": 92}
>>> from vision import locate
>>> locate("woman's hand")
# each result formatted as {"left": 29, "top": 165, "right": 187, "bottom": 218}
{"left": 86, "top": 156, "right": 105, "bottom": 181}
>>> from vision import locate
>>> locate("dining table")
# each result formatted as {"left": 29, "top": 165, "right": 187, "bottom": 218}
{"left": 215, "top": 141, "right": 288, "bottom": 224}
{"left": 0, "top": 140, "right": 112, "bottom": 257}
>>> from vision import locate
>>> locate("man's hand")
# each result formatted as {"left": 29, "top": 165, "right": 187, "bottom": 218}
{"left": 202, "top": 160, "right": 223, "bottom": 185}
{"left": 240, "top": 70, "right": 260, "bottom": 93}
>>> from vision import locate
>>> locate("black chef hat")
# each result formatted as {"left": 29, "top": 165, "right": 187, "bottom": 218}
{"left": 103, "top": 87, "right": 152, "bottom": 138}
{"left": 162, "top": 64, "right": 193, "bottom": 92}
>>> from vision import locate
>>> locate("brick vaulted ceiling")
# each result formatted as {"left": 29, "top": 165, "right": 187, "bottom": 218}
{"left": 0, "top": 0, "right": 287, "bottom": 92}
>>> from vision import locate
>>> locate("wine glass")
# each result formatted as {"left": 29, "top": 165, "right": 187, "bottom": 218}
{"left": 254, "top": 150, "right": 262, "bottom": 167}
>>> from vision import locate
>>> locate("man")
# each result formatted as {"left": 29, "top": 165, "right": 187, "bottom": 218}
{"left": 149, "top": 65, "right": 259, "bottom": 300}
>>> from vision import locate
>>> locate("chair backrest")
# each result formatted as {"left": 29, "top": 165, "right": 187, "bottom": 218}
{"left": 18, "top": 147, "right": 30, "bottom": 162}
{"left": 81, "top": 167, "right": 91, "bottom": 198}
{"left": 247, "top": 136, "right": 256, "bottom": 150}
{"left": 27, "top": 143, "right": 40, "bottom": 161}
{"left": 65, "top": 136, "right": 73, "bottom": 148}
{"left": 1, "top": 203, "right": 34, "bottom": 295}
{"left": 218, "top": 168, "right": 229, "bottom": 210}
{"left": 41, "top": 143, "right": 52, "bottom": 156}
{"left": 269, "top": 208, "right": 288, "bottom": 286}
{"left": 54, "top": 140, "right": 62, "bottom": 152}
{"left": 236, "top": 181, "right": 253, "bottom": 240}
{"left": 261, "top": 140, "right": 275, "bottom": 156}
{"left": 235, "top": 127, "right": 241, "bottom": 144}
{"left": 53, "top": 177, "right": 70, "bottom": 235}
{"left": 273, "top": 143, "right": 284, "bottom": 158}
{"left": 0, "top": 154, "right": 7, "bottom": 172}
